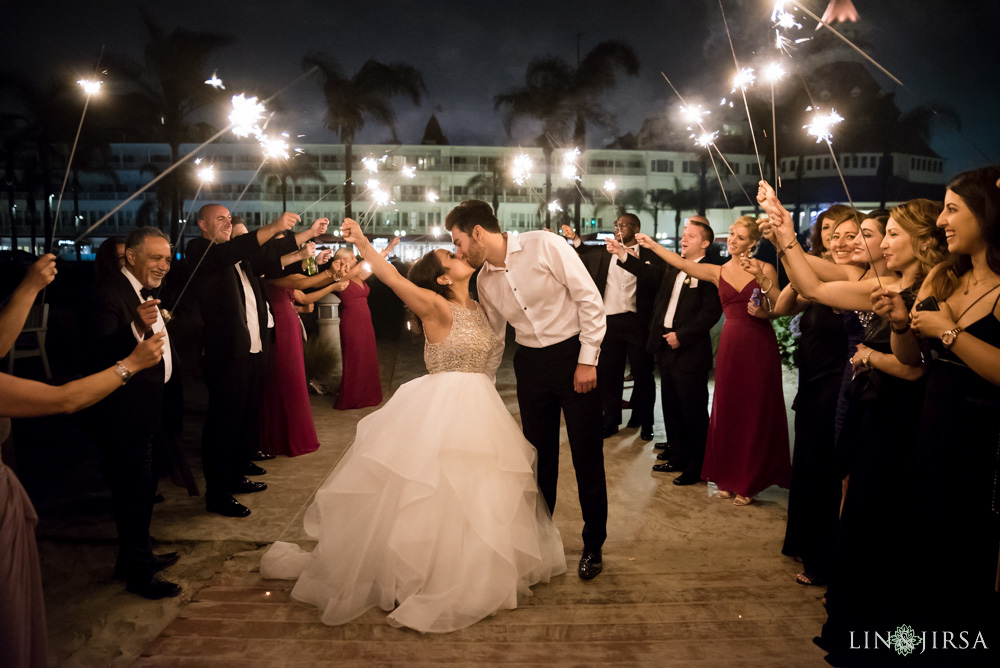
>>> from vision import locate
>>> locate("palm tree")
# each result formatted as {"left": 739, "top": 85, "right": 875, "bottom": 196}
{"left": 107, "top": 12, "right": 232, "bottom": 243}
{"left": 592, "top": 188, "right": 650, "bottom": 226}
{"left": 466, "top": 162, "right": 507, "bottom": 218}
{"left": 264, "top": 155, "right": 326, "bottom": 211}
{"left": 647, "top": 188, "right": 673, "bottom": 238}
{"left": 495, "top": 41, "right": 639, "bottom": 231}
{"left": 661, "top": 181, "right": 701, "bottom": 249}
{"left": 304, "top": 55, "right": 424, "bottom": 220}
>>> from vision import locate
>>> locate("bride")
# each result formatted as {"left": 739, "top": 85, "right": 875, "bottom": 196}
{"left": 261, "top": 218, "right": 566, "bottom": 633}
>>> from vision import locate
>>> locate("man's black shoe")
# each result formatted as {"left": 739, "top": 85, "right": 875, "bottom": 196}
{"left": 113, "top": 552, "right": 181, "bottom": 580}
{"left": 578, "top": 548, "right": 603, "bottom": 580}
{"left": 253, "top": 450, "right": 276, "bottom": 461}
{"left": 673, "top": 472, "right": 701, "bottom": 486}
{"left": 602, "top": 424, "right": 619, "bottom": 439}
{"left": 640, "top": 428, "right": 654, "bottom": 441}
{"left": 246, "top": 462, "right": 267, "bottom": 476}
{"left": 654, "top": 442, "right": 678, "bottom": 455}
{"left": 234, "top": 478, "right": 267, "bottom": 494}
{"left": 206, "top": 497, "right": 251, "bottom": 517}
{"left": 126, "top": 574, "right": 182, "bottom": 600}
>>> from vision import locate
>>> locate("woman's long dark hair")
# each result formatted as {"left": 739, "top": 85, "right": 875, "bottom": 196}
{"left": 405, "top": 250, "right": 463, "bottom": 334}
{"left": 927, "top": 165, "right": 1000, "bottom": 299}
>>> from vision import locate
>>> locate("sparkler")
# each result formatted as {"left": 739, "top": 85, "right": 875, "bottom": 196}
{"left": 561, "top": 148, "right": 581, "bottom": 181}
{"left": 49, "top": 77, "right": 103, "bottom": 252}
{"left": 401, "top": 165, "right": 416, "bottom": 179}
{"left": 764, "top": 62, "right": 786, "bottom": 194}
{"left": 801, "top": 106, "right": 882, "bottom": 289}
{"left": 603, "top": 179, "right": 617, "bottom": 194}
{"left": 718, "top": 0, "right": 765, "bottom": 184}
{"left": 771, "top": 1, "right": 803, "bottom": 52}
{"left": 260, "top": 133, "right": 290, "bottom": 160}
{"left": 547, "top": 200, "right": 563, "bottom": 214}
{"left": 204, "top": 72, "right": 225, "bottom": 89}
{"left": 511, "top": 153, "right": 533, "bottom": 186}
{"left": 426, "top": 190, "right": 440, "bottom": 203}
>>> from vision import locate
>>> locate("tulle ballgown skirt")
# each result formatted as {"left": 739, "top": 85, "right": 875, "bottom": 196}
{"left": 261, "top": 371, "right": 566, "bottom": 633}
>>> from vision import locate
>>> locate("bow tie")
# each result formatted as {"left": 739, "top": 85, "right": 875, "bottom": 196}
{"left": 140, "top": 288, "right": 153, "bottom": 300}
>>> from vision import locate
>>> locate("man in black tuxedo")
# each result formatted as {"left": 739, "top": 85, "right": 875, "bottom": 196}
{"left": 639, "top": 216, "right": 722, "bottom": 485}
{"left": 187, "top": 204, "right": 326, "bottom": 517}
{"left": 87, "top": 226, "right": 180, "bottom": 599}
{"left": 565, "top": 214, "right": 664, "bottom": 441}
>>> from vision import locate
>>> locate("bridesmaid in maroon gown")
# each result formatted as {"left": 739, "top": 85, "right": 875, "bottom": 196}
{"left": 334, "top": 251, "right": 383, "bottom": 410}
{"left": 637, "top": 215, "right": 790, "bottom": 505}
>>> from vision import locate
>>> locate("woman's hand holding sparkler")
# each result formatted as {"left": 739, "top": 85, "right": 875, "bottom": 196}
{"left": 340, "top": 218, "right": 369, "bottom": 251}
{"left": 871, "top": 286, "right": 910, "bottom": 330}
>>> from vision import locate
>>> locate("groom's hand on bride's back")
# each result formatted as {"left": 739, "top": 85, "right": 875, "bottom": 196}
{"left": 573, "top": 363, "right": 597, "bottom": 393}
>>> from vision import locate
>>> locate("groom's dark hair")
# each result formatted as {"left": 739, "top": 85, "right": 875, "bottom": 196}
{"left": 445, "top": 199, "right": 501, "bottom": 235}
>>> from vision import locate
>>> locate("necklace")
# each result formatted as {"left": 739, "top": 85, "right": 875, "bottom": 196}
{"left": 965, "top": 270, "right": 998, "bottom": 295}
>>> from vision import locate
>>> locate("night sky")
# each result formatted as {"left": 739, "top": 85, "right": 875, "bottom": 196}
{"left": 3, "top": 0, "right": 999, "bottom": 173}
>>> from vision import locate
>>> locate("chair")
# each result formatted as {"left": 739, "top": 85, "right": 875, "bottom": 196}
{"left": 7, "top": 303, "right": 51, "bottom": 379}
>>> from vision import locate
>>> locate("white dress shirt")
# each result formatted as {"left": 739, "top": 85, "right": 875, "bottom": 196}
{"left": 234, "top": 263, "right": 263, "bottom": 354}
{"left": 663, "top": 256, "right": 704, "bottom": 329}
{"left": 122, "top": 267, "right": 172, "bottom": 382}
{"left": 603, "top": 243, "right": 639, "bottom": 316}
{"left": 477, "top": 231, "right": 606, "bottom": 379}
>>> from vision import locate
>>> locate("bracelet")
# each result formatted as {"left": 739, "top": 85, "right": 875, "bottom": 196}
{"left": 784, "top": 239, "right": 799, "bottom": 250}
{"left": 325, "top": 269, "right": 333, "bottom": 278}
{"left": 891, "top": 316, "right": 911, "bottom": 335}
{"left": 862, "top": 350, "right": 874, "bottom": 370}
{"left": 759, "top": 276, "right": 774, "bottom": 293}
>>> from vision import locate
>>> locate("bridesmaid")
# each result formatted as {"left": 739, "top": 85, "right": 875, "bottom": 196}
{"left": 636, "top": 215, "right": 790, "bottom": 507}
{"left": 333, "top": 239, "right": 398, "bottom": 410}
{"left": 874, "top": 165, "right": 1000, "bottom": 650}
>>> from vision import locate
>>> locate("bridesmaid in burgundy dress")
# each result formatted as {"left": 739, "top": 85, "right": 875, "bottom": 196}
{"left": 333, "top": 247, "right": 384, "bottom": 410}
{"left": 636, "top": 215, "right": 791, "bottom": 506}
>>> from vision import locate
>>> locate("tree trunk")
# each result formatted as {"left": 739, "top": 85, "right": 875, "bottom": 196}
{"left": 73, "top": 172, "right": 82, "bottom": 261}
{"left": 282, "top": 178, "right": 288, "bottom": 212}
{"left": 343, "top": 141, "right": 354, "bottom": 220}
{"left": 674, "top": 209, "right": 682, "bottom": 250}
{"left": 6, "top": 167, "right": 17, "bottom": 250}
{"left": 543, "top": 145, "right": 553, "bottom": 228}
{"left": 41, "top": 148, "right": 54, "bottom": 253}
{"left": 697, "top": 156, "right": 708, "bottom": 216}
{"left": 169, "top": 142, "right": 181, "bottom": 244}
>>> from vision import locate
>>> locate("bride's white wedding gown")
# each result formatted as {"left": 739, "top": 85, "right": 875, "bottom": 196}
{"left": 261, "top": 301, "right": 566, "bottom": 632}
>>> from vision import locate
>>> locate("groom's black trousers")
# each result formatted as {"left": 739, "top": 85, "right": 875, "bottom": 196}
{"left": 513, "top": 336, "right": 608, "bottom": 550}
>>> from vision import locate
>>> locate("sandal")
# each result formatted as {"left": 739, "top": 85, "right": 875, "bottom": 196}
{"left": 795, "top": 572, "right": 826, "bottom": 587}
{"left": 733, "top": 495, "right": 753, "bottom": 506}
{"left": 716, "top": 490, "right": 733, "bottom": 499}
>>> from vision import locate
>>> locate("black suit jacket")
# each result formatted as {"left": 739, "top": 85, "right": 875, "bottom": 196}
{"left": 577, "top": 243, "right": 665, "bottom": 330}
{"left": 186, "top": 233, "right": 295, "bottom": 361}
{"left": 641, "top": 258, "right": 723, "bottom": 373}
{"left": 86, "top": 271, "right": 171, "bottom": 436}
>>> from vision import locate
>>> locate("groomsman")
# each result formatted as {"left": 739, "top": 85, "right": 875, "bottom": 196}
{"left": 448, "top": 200, "right": 608, "bottom": 580}
{"left": 642, "top": 216, "right": 722, "bottom": 485}
{"left": 563, "top": 214, "right": 665, "bottom": 440}
{"left": 86, "top": 227, "right": 180, "bottom": 599}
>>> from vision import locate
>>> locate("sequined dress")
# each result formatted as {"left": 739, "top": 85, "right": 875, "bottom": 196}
{"left": 261, "top": 301, "right": 566, "bottom": 632}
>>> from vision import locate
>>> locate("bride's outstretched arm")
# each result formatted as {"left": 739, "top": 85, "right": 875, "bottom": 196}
{"left": 339, "top": 219, "right": 448, "bottom": 325}
{"left": 634, "top": 233, "right": 721, "bottom": 286}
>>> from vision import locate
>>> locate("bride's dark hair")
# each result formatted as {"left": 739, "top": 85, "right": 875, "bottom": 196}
{"left": 405, "top": 250, "right": 469, "bottom": 335}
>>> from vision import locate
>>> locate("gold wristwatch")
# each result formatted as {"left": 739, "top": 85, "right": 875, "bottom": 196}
{"left": 941, "top": 326, "right": 964, "bottom": 350}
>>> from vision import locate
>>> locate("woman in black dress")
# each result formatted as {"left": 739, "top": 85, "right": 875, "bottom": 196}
{"left": 875, "top": 165, "right": 1000, "bottom": 659}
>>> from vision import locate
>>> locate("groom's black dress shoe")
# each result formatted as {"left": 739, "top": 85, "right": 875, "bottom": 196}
{"left": 234, "top": 478, "right": 267, "bottom": 494}
{"left": 578, "top": 548, "right": 603, "bottom": 580}
{"left": 602, "top": 424, "right": 619, "bottom": 439}
{"left": 114, "top": 552, "right": 181, "bottom": 579}
{"left": 246, "top": 462, "right": 267, "bottom": 476}
{"left": 640, "top": 427, "right": 654, "bottom": 441}
{"left": 126, "top": 574, "right": 182, "bottom": 600}
{"left": 252, "top": 450, "right": 276, "bottom": 461}
{"left": 207, "top": 497, "right": 251, "bottom": 517}
{"left": 673, "top": 472, "right": 701, "bottom": 486}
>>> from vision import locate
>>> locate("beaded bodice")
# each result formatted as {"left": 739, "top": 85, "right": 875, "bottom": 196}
{"left": 424, "top": 301, "right": 495, "bottom": 374}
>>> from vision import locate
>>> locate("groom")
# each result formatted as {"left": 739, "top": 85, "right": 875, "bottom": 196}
{"left": 447, "top": 200, "right": 609, "bottom": 579}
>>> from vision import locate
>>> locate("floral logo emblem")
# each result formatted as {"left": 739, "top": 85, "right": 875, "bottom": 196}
{"left": 889, "top": 624, "right": 922, "bottom": 656}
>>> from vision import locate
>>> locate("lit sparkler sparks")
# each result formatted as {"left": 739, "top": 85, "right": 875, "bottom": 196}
{"left": 77, "top": 78, "right": 102, "bottom": 95}
{"left": 696, "top": 131, "right": 719, "bottom": 148}
{"left": 401, "top": 165, "right": 416, "bottom": 179}
{"left": 763, "top": 62, "right": 786, "bottom": 84}
{"left": 804, "top": 107, "right": 845, "bottom": 144}
{"left": 204, "top": 72, "right": 225, "bottom": 89}
{"left": 260, "top": 133, "right": 290, "bottom": 160}
{"left": 229, "top": 94, "right": 266, "bottom": 139}
{"left": 603, "top": 179, "right": 617, "bottom": 193}
{"left": 680, "top": 105, "right": 710, "bottom": 126}
{"left": 731, "top": 67, "right": 756, "bottom": 93}
{"left": 511, "top": 153, "right": 533, "bottom": 186}
{"left": 426, "top": 190, "right": 439, "bottom": 203}
{"left": 362, "top": 156, "right": 382, "bottom": 174}
{"left": 197, "top": 165, "right": 216, "bottom": 183}
{"left": 561, "top": 148, "right": 581, "bottom": 181}
{"left": 547, "top": 200, "right": 563, "bottom": 214}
